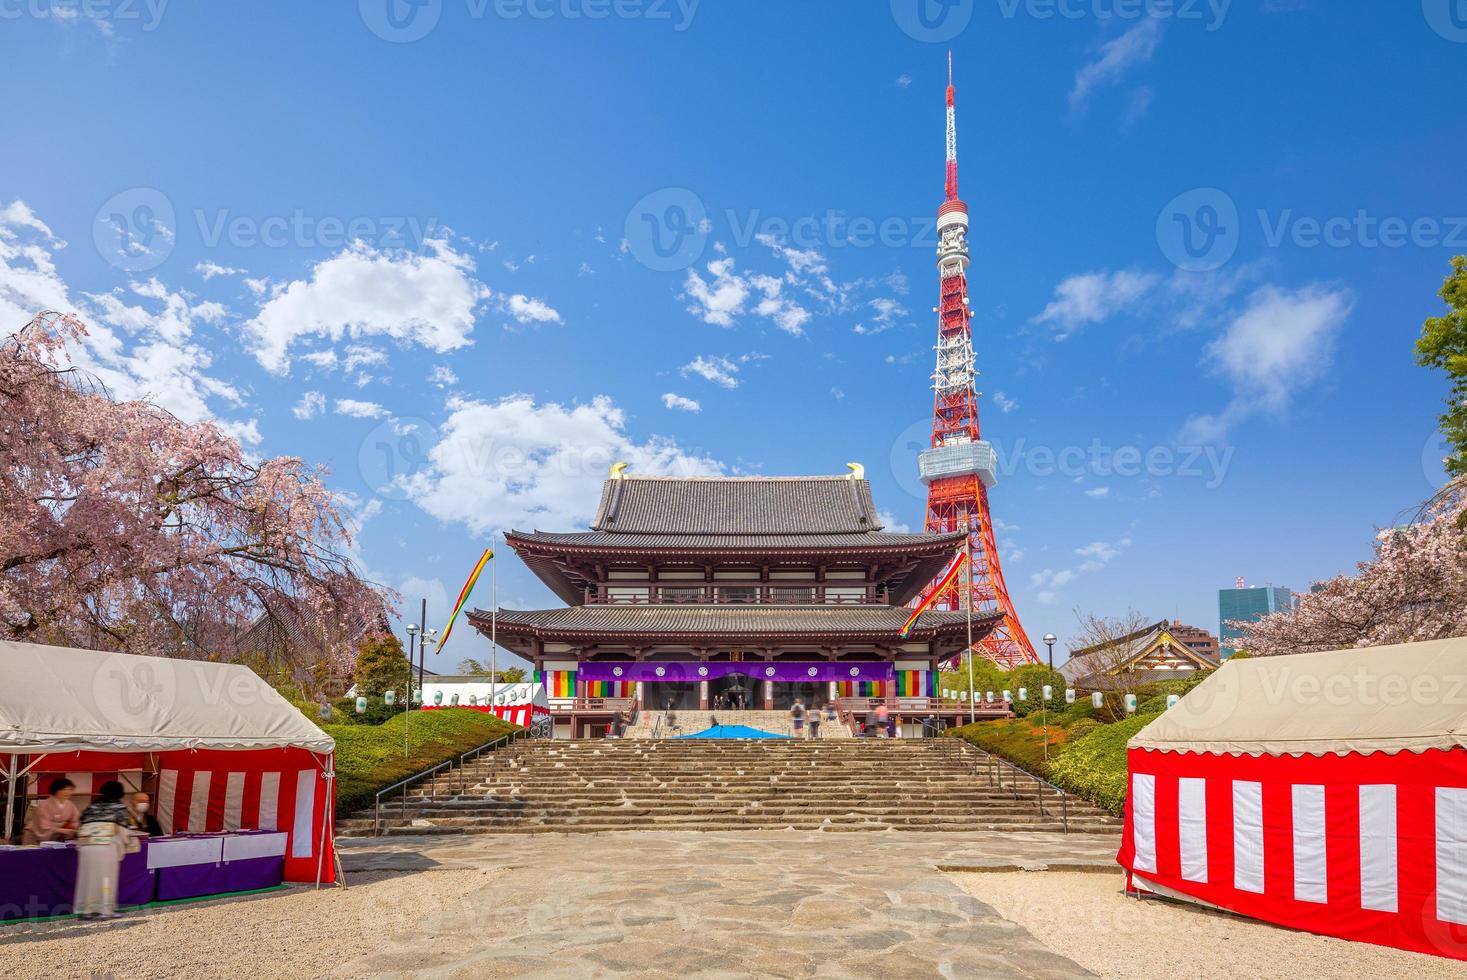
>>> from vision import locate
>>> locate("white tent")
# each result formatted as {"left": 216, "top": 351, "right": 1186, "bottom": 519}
{"left": 0, "top": 641, "right": 337, "bottom": 884}
{"left": 0, "top": 640, "right": 333, "bottom": 754}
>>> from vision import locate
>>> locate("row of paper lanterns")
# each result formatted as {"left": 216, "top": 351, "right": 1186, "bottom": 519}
{"left": 940, "top": 689, "right": 1184, "bottom": 715}
{"left": 351, "top": 690, "right": 517, "bottom": 714}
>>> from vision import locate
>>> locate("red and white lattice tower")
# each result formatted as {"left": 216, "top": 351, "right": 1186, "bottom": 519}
{"left": 918, "top": 55, "right": 1038, "bottom": 669}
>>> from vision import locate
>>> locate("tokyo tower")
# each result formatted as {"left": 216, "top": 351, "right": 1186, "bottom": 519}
{"left": 918, "top": 55, "right": 1039, "bottom": 669}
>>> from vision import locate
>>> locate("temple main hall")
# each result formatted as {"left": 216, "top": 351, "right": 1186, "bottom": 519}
{"left": 468, "top": 469, "right": 1002, "bottom": 737}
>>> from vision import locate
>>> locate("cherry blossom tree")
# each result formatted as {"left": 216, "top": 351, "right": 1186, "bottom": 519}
{"left": 1, "top": 312, "right": 391, "bottom": 677}
{"left": 1239, "top": 485, "right": 1467, "bottom": 655}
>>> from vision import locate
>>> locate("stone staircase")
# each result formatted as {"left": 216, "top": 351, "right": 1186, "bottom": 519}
{"left": 628, "top": 709, "right": 852, "bottom": 739}
{"left": 339, "top": 737, "right": 1121, "bottom": 838}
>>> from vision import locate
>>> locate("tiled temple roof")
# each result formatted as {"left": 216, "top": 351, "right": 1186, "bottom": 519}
{"left": 506, "top": 530, "right": 967, "bottom": 552}
{"left": 472, "top": 604, "right": 997, "bottom": 639}
{"left": 589, "top": 475, "right": 884, "bottom": 535}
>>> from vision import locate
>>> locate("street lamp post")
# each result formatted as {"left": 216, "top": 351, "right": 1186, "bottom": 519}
{"left": 1041, "top": 632, "right": 1058, "bottom": 764}
{"left": 403, "top": 605, "right": 438, "bottom": 757}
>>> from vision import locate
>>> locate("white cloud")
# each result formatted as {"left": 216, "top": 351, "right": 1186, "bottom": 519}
{"left": 896, "top": 74, "right": 912, "bottom": 88}
{"left": 1182, "top": 284, "right": 1354, "bottom": 441}
{"left": 661, "top": 392, "right": 701, "bottom": 413}
{"left": 993, "top": 391, "right": 1018, "bottom": 414}
{"left": 681, "top": 355, "right": 742, "bottom": 389}
{"left": 682, "top": 256, "right": 751, "bottom": 328}
{"left": 876, "top": 510, "right": 912, "bottom": 533}
{"left": 196, "top": 261, "right": 245, "bottom": 280}
{"left": 430, "top": 364, "right": 458, "bottom": 388}
{"left": 400, "top": 394, "right": 723, "bottom": 534}
{"left": 244, "top": 239, "right": 490, "bottom": 374}
{"left": 1070, "top": 18, "right": 1164, "bottom": 110}
{"left": 681, "top": 252, "right": 812, "bottom": 335}
{"left": 0, "top": 201, "right": 248, "bottom": 432}
{"left": 334, "top": 398, "right": 389, "bottom": 419}
{"left": 501, "top": 293, "right": 562, "bottom": 326}
{"left": 1032, "top": 269, "right": 1160, "bottom": 339}
{"left": 1084, "top": 486, "right": 1110, "bottom": 498}
{"left": 293, "top": 390, "right": 326, "bottom": 420}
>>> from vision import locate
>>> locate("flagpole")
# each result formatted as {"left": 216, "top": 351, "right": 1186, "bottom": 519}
{"left": 490, "top": 544, "right": 498, "bottom": 708}
{"left": 965, "top": 526, "right": 975, "bottom": 726}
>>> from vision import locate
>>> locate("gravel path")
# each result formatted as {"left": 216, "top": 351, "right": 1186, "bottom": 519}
{"left": 952, "top": 870, "right": 1467, "bottom": 979}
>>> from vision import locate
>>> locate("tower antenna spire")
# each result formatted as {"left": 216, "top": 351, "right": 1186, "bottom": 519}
{"left": 945, "top": 52, "right": 959, "bottom": 202}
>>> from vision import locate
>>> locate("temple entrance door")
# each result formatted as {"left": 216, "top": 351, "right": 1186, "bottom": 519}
{"left": 709, "top": 674, "right": 756, "bottom": 710}
{"left": 642, "top": 682, "right": 699, "bottom": 711}
{"left": 771, "top": 681, "right": 827, "bottom": 711}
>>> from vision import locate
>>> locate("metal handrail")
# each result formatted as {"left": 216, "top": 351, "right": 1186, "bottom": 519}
{"left": 949, "top": 736, "right": 1071, "bottom": 833}
{"left": 372, "top": 729, "right": 528, "bottom": 836}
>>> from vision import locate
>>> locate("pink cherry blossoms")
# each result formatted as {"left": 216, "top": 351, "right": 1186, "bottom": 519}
{"left": 1, "top": 312, "right": 390, "bottom": 677}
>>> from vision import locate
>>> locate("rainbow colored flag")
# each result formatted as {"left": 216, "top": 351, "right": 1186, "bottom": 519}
{"left": 434, "top": 548, "right": 492, "bottom": 653}
{"left": 900, "top": 548, "right": 966, "bottom": 637}
{"left": 837, "top": 680, "right": 886, "bottom": 698}
{"left": 538, "top": 669, "right": 577, "bottom": 699}
{"left": 583, "top": 680, "right": 635, "bottom": 698}
{"left": 895, "top": 670, "right": 933, "bottom": 697}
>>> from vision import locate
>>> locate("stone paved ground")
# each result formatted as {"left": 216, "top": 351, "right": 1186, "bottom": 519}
{"left": 0, "top": 830, "right": 1117, "bottom": 979}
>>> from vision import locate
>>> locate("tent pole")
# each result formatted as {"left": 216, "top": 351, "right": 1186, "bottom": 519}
{"left": 314, "top": 752, "right": 332, "bottom": 889}
{"left": 3, "top": 753, "right": 16, "bottom": 842}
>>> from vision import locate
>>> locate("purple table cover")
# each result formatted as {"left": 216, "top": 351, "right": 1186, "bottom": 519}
{"left": 0, "top": 845, "right": 153, "bottom": 920}
{"left": 577, "top": 661, "right": 895, "bottom": 683}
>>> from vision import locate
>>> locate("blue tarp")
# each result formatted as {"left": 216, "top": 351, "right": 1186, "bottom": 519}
{"left": 673, "top": 725, "right": 790, "bottom": 740}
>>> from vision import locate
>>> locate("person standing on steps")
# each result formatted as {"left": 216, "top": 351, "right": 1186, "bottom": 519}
{"left": 790, "top": 698, "right": 805, "bottom": 738}
{"left": 892, "top": 714, "right": 903, "bottom": 740}
{"left": 808, "top": 706, "right": 821, "bottom": 739}
{"left": 874, "top": 702, "right": 890, "bottom": 738}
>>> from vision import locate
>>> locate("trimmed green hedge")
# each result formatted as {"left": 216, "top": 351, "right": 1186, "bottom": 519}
{"left": 326, "top": 710, "right": 518, "bottom": 816}
{"left": 1048, "top": 712, "right": 1160, "bottom": 813}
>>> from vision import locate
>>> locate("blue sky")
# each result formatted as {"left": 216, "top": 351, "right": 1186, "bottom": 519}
{"left": 2, "top": 1, "right": 1464, "bottom": 668}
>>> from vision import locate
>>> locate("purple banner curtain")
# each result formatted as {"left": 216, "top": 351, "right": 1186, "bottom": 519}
{"left": 578, "top": 662, "right": 894, "bottom": 684}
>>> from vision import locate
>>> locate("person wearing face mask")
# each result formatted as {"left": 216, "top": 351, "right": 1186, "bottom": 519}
{"left": 126, "top": 792, "right": 163, "bottom": 836}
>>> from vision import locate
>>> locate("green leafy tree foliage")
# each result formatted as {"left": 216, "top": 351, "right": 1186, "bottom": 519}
{"left": 355, "top": 633, "right": 411, "bottom": 699}
{"left": 1416, "top": 255, "right": 1467, "bottom": 478}
{"left": 457, "top": 659, "right": 526, "bottom": 683}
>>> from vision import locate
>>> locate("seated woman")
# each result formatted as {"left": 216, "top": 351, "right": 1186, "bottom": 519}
{"left": 22, "top": 778, "right": 79, "bottom": 845}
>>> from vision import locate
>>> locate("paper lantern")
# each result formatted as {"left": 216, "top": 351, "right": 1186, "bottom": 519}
{"left": 1002, "top": 689, "right": 1012, "bottom": 703}
{"left": 450, "top": 693, "right": 460, "bottom": 706}
{"left": 1065, "top": 688, "right": 1076, "bottom": 704}
{"left": 384, "top": 689, "right": 396, "bottom": 706}
{"left": 433, "top": 690, "right": 444, "bottom": 706}
{"left": 1042, "top": 685, "right": 1052, "bottom": 701}
{"left": 1167, "top": 694, "right": 1180, "bottom": 709}
{"left": 1124, "top": 693, "right": 1138, "bottom": 714}
{"left": 1017, "top": 687, "right": 1028, "bottom": 702}
{"left": 1092, "top": 691, "right": 1104, "bottom": 709}
{"left": 412, "top": 689, "right": 422, "bottom": 705}
{"left": 985, "top": 691, "right": 994, "bottom": 703}
{"left": 319, "top": 703, "right": 333, "bottom": 722}
{"left": 355, "top": 696, "right": 367, "bottom": 714}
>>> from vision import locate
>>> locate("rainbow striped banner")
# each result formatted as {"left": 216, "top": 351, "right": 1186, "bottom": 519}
{"left": 837, "top": 680, "right": 886, "bottom": 698}
{"left": 537, "top": 669, "right": 577, "bottom": 699}
{"left": 894, "top": 670, "right": 934, "bottom": 697}
{"left": 582, "top": 680, "right": 635, "bottom": 699}
{"left": 434, "top": 548, "right": 493, "bottom": 653}
{"left": 900, "top": 548, "right": 965, "bottom": 637}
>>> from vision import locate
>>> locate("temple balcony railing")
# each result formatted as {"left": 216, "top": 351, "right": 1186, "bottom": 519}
{"left": 583, "top": 586, "right": 889, "bottom": 606}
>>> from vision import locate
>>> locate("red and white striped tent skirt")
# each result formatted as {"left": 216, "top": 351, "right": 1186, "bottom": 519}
{"left": 26, "top": 747, "right": 334, "bottom": 885}
{"left": 1120, "top": 746, "right": 1467, "bottom": 959}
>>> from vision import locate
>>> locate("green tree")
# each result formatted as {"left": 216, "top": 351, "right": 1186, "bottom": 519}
{"left": 457, "top": 659, "right": 526, "bottom": 683}
{"left": 355, "top": 632, "right": 411, "bottom": 699}
{"left": 1415, "top": 255, "right": 1467, "bottom": 478}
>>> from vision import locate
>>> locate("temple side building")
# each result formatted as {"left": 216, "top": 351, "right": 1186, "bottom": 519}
{"left": 467, "top": 470, "right": 1003, "bottom": 737}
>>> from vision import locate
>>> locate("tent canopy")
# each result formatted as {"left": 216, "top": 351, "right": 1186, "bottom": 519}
{"left": 0, "top": 640, "right": 333, "bottom": 755}
{"left": 1130, "top": 636, "right": 1467, "bottom": 757}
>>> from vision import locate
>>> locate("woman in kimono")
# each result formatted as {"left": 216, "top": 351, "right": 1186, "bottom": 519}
{"left": 74, "top": 780, "right": 137, "bottom": 919}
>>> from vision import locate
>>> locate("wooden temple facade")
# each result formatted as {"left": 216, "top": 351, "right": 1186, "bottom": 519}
{"left": 467, "top": 471, "right": 1006, "bottom": 736}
